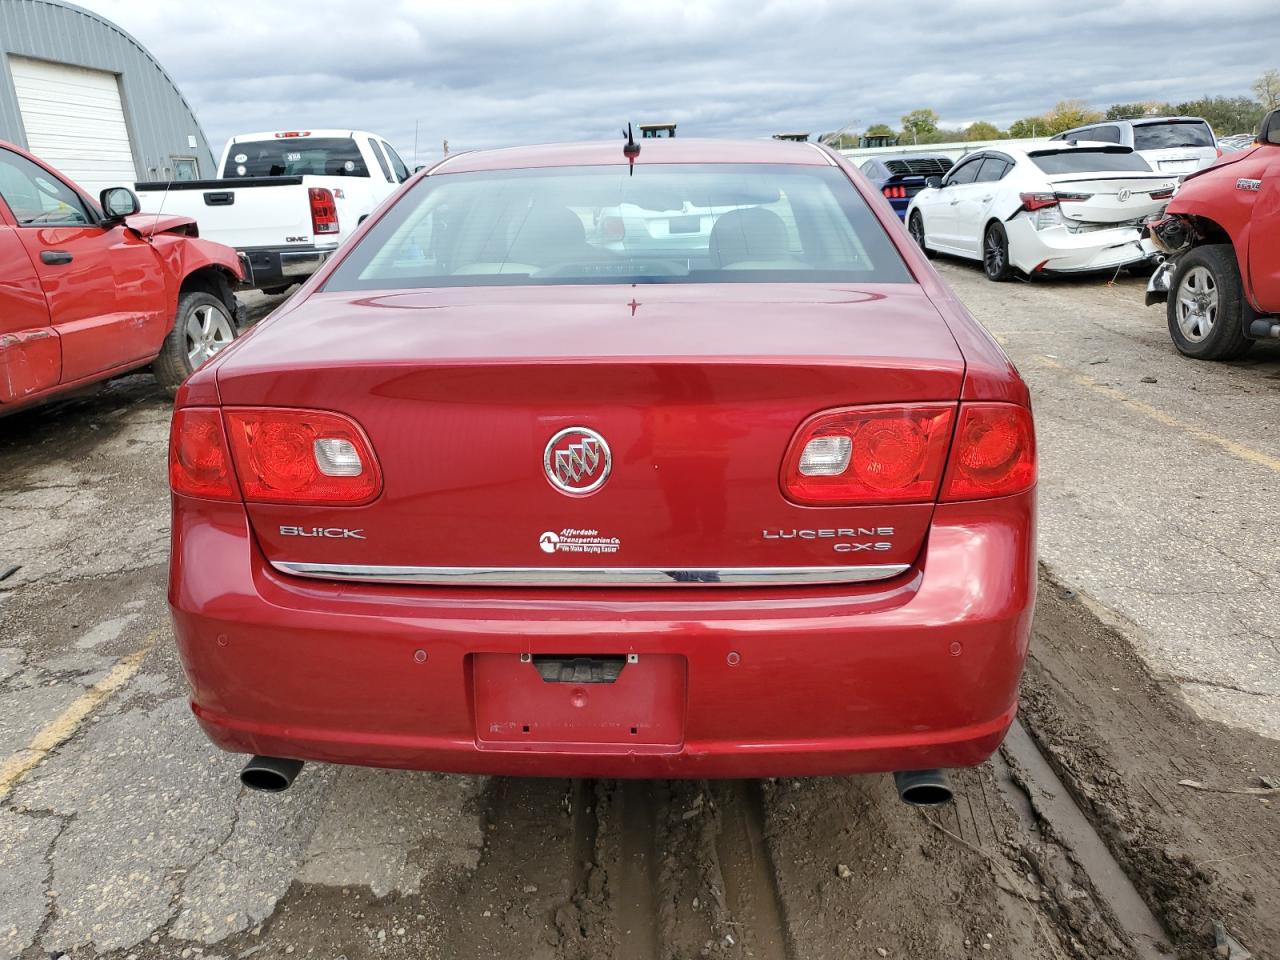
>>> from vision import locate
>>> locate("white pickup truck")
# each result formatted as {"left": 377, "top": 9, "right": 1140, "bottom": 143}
{"left": 135, "top": 130, "right": 412, "bottom": 292}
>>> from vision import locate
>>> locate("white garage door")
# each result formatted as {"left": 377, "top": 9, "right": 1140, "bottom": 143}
{"left": 8, "top": 55, "right": 138, "bottom": 198}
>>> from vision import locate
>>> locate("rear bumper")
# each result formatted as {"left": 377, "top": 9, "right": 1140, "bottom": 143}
{"left": 1006, "top": 219, "right": 1151, "bottom": 274}
{"left": 169, "top": 492, "right": 1036, "bottom": 778}
{"left": 238, "top": 244, "right": 336, "bottom": 290}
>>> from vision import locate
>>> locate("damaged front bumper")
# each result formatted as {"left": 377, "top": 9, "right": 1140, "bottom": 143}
{"left": 1145, "top": 257, "right": 1174, "bottom": 306}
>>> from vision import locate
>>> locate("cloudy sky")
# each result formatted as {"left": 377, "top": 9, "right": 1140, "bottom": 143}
{"left": 78, "top": 0, "right": 1275, "bottom": 164}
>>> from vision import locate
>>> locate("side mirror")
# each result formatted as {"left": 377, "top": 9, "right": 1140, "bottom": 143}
{"left": 1260, "top": 108, "right": 1280, "bottom": 146}
{"left": 926, "top": 176, "right": 943, "bottom": 189}
{"left": 413, "top": 164, "right": 426, "bottom": 173}
{"left": 100, "top": 186, "right": 140, "bottom": 223}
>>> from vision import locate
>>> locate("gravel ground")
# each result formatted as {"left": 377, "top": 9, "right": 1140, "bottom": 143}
{"left": 1, "top": 271, "right": 1276, "bottom": 960}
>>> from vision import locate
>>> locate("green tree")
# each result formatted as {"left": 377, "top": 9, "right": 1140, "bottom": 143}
{"left": 1254, "top": 69, "right": 1280, "bottom": 111}
{"left": 1174, "top": 95, "right": 1267, "bottom": 136}
{"left": 1007, "top": 116, "right": 1045, "bottom": 139}
{"left": 964, "top": 121, "right": 1002, "bottom": 141}
{"left": 900, "top": 108, "right": 940, "bottom": 143}
{"left": 1105, "top": 101, "right": 1171, "bottom": 120}
{"left": 865, "top": 122, "right": 894, "bottom": 138}
{"left": 1044, "top": 99, "right": 1104, "bottom": 134}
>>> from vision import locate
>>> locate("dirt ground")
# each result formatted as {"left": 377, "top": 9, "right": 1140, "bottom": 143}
{"left": 2, "top": 270, "right": 1277, "bottom": 960}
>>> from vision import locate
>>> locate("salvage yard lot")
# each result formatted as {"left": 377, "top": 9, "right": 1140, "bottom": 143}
{"left": 2, "top": 271, "right": 1278, "bottom": 960}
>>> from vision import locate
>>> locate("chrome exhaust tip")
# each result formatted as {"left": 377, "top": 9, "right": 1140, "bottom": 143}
{"left": 240, "top": 756, "right": 304, "bottom": 792}
{"left": 893, "top": 769, "right": 953, "bottom": 806}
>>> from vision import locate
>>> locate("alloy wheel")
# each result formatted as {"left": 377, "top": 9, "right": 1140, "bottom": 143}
{"left": 1174, "top": 266, "right": 1218, "bottom": 342}
{"left": 984, "top": 228, "right": 1005, "bottom": 277}
{"left": 909, "top": 215, "right": 926, "bottom": 249}
{"left": 185, "top": 303, "right": 235, "bottom": 368}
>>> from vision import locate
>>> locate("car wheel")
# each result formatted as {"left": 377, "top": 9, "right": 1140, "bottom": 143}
{"left": 153, "top": 291, "right": 239, "bottom": 394}
{"left": 982, "top": 222, "right": 1013, "bottom": 282}
{"left": 908, "top": 211, "right": 930, "bottom": 256}
{"left": 1166, "top": 244, "right": 1254, "bottom": 361}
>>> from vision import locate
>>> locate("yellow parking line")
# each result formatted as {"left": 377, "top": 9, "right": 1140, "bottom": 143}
{"left": 0, "top": 633, "right": 156, "bottom": 801}
{"left": 1035, "top": 356, "right": 1280, "bottom": 475}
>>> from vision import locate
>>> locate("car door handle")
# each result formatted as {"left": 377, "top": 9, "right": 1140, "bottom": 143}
{"left": 949, "top": 199, "right": 960, "bottom": 205}
{"left": 980, "top": 195, "right": 993, "bottom": 202}
{"left": 40, "top": 250, "right": 73, "bottom": 265}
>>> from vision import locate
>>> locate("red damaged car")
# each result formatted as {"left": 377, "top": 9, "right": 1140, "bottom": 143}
{"left": 168, "top": 136, "right": 1037, "bottom": 803}
{"left": 1, "top": 140, "right": 243, "bottom": 415}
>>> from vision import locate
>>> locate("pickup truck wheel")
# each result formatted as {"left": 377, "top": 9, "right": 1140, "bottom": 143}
{"left": 982, "top": 222, "right": 1013, "bottom": 282}
{"left": 1167, "top": 245, "right": 1254, "bottom": 361}
{"left": 154, "top": 291, "right": 238, "bottom": 394}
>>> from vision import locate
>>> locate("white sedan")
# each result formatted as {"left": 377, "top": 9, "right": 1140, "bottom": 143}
{"left": 905, "top": 144, "right": 1177, "bottom": 281}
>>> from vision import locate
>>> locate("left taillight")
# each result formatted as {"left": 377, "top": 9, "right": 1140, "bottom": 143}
{"left": 222, "top": 407, "right": 381, "bottom": 505}
{"left": 169, "top": 407, "right": 238, "bottom": 501}
{"left": 781, "top": 405, "right": 956, "bottom": 505}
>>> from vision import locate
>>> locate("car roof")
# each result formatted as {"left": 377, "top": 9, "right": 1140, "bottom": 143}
{"left": 433, "top": 137, "right": 833, "bottom": 174}
{"left": 228, "top": 130, "right": 383, "bottom": 142}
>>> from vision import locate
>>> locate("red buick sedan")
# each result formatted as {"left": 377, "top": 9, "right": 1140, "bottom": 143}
{"left": 168, "top": 137, "right": 1035, "bottom": 800}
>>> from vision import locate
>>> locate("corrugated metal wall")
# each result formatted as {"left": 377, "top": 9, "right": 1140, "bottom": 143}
{"left": 0, "top": 0, "right": 215, "bottom": 180}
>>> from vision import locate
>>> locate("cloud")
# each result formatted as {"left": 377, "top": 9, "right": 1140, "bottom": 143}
{"left": 78, "top": 0, "right": 1276, "bottom": 162}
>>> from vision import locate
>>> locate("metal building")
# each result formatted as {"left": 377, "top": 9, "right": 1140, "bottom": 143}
{"left": 0, "top": 0, "right": 214, "bottom": 195}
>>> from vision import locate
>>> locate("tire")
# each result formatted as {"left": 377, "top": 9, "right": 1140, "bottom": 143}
{"left": 908, "top": 211, "right": 931, "bottom": 256}
{"left": 982, "top": 221, "right": 1014, "bottom": 282}
{"left": 153, "top": 291, "right": 238, "bottom": 394}
{"left": 1166, "top": 244, "right": 1254, "bottom": 361}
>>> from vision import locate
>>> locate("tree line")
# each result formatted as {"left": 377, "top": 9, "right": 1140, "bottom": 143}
{"left": 821, "top": 69, "right": 1279, "bottom": 147}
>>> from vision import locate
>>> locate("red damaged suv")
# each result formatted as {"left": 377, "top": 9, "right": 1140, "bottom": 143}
{"left": 168, "top": 137, "right": 1036, "bottom": 802}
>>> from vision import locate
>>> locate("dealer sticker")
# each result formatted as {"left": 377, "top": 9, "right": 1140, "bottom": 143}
{"left": 233, "top": 153, "right": 248, "bottom": 163}
{"left": 539, "top": 528, "right": 620, "bottom": 555}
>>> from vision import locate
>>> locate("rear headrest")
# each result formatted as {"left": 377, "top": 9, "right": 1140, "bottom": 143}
{"left": 708, "top": 207, "right": 789, "bottom": 268}
{"left": 508, "top": 204, "right": 586, "bottom": 266}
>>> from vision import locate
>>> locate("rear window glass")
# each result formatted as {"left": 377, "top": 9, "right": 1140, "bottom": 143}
{"left": 324, "top": 163, "right": 912, "bottom": 289}
{"left": 1133, "top": 121, "right": 1215, "bottom": 150}
{"left": 222, "top": 138, "right": 369, "bottom": 178}
{"left": 1029, "top": 150, "right": 1152, "bottom": 174}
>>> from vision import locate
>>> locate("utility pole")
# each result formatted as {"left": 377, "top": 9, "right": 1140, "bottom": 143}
{"left": 413, "top": 120, "right": 419, "bottom": 165}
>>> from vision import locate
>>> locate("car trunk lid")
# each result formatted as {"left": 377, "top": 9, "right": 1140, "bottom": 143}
{"left": 215, "top": 283, "right": 966, "bottom": 582}
{"left": 1047, "top": 173, "right": 1178, "bottom": 224}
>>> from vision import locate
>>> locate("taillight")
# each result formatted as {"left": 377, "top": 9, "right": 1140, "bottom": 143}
{"left": 1019, "top": 193, "right": 1058, "bottom": 211}
{"left": 309, "top": 187, "right": 339, "bottom": 235}
{"left": 940, "top": 404, "right": 1036, "bottom": 501}
{"left": 782, "top": 402, "right": 1036, "bottom": 506}
{"left": 1055, "top": 191, "right": 1091, "bottom": 202}
{"left": 882, "top": 185, "right": 907, "bottom": 199}
{"left": 222, "top": 407, "right": 381, "bottom": 505}
{"left": 1149, "top": 187, "right": 1175, "bottom": 200}
{"left": 781, "top": 405, "right": 955, "bottom": 505}
{"left": 169, "top": 408, "right": 238, "bottom": 501}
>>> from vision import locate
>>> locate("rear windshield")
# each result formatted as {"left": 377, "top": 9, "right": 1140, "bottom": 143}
{"left": 323, "top": 163, "right": 912, "bottom": 289}
{"left": 222, "top": 138, "right": 369, "bottom": 178}
{"left": 1133, "top": 121, "right": 1215, "bottom": 150}
{"left": 1029, "top": 150, "right": 1153, "bottom": 174}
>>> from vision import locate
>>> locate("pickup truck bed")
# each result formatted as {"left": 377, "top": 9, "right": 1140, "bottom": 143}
{"left": 135, "top": 176, "right": 336, "bottom": 291}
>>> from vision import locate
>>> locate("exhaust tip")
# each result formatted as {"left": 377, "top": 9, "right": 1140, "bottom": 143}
{"left": 893, "top": 769, "right": 953, "bottom": 806}
{"left": 240, "top": 756, "right": 303, "bottom": 792}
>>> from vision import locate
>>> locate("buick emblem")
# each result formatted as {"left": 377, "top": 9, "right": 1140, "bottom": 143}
{"left": 544, "top": 427, "right": 611, "bottom": 496}
{"left": 1117, "top": 188, "right": 1131, "bottom": 202}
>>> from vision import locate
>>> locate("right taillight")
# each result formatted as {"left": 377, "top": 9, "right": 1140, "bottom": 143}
{"left": 169, "top": 407, "right": 238, "bottom": 501}
{"left": 222, "top": 407, "right": 381, "bottom": 505}
{"left": 940, "top": 403, "right": 1036, "bottom": 501}
{"left": 309, "top": 187, "right": 339, "bottom": 235}
{"left": 782, "top": 405, "right": 956, "bottom": 505}
{"left": 781, "top": 402, "right": 1035, "bottom": 506}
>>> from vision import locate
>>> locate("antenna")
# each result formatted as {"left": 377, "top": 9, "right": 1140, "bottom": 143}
{"left": 623, "top": 123, "right": 640, "bottom": 176}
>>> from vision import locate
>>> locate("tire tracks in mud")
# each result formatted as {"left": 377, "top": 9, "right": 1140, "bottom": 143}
{"left": 442, "top": 776, "right": 795, "bottom": 960}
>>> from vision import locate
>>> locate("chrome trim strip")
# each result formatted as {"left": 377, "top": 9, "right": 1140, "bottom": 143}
{"left": 270, "top": 561, "right": 911, "bottom": 587}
